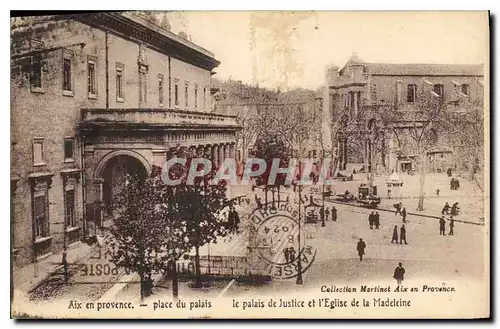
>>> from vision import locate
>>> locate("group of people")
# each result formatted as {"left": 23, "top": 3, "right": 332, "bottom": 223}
{"left": 368, "top": 211, "right": 381, "bottom": 229}
{"left": 391, "top": 224, "right": 408, "bottom": 244}
{"left": 321, "top": 206, "right": 338, "bottom": 222}
{"left": 439, "top": 215, "right": 455, "bottom": 236}
{"left": 442, "top": 202, "right": 460, "bottom": 216}
{"left": 450, "top": 178, "right": 460, "bottom": 190}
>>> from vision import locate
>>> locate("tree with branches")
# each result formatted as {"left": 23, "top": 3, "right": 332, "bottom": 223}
{"left": 105, "top": 171, "right": 191, "bottom": 300}
{"left": 165, "top": 147, "right": 231, "bottom": 288}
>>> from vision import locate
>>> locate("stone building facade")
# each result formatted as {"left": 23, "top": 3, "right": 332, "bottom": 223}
{"left": 11, "top": 12, "right": 240, "bottom": 268}
{"left": 321, "top": 53, "right": 484, "bottom": 174}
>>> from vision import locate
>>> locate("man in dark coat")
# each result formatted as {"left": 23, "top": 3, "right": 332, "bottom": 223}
{"left": 401, "top": 207, "right": 407, "bottom": 223}
{"left": 400, "top": 225, "right": 408, "bottom": 244}
{"left": 375, "top": 211, "right": 380, "bottom": 229}
{"left": 356, "top": 238, "right": 366, "bottom": 262}
{"left": 331, "top": 206, "right": 337, "bottom": 222}
{"left": 369, "top": 212, "right": 375, "bottom": 229}
{"left": 393, "top": 262, "right": 406, "bottom": 286}
{"left": 325, "top": 207, "right": 330, "bottom": 221}
{"left": 449, "top": 216, "right": 455, "bottom": 235}
{"left": 439, "top": 216, "right": 446, "bottom": 235}
{"left": 391, "top": 225, "right": 398, "bottom": 244}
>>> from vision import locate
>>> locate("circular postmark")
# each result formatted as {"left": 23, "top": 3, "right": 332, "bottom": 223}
{"left": 249, "top": 202, "right": 317, "bottom": 280}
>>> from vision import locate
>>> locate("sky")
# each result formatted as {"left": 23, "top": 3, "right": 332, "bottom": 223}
{"left": 163, "top": 11, "right": 489, "bottom": 90}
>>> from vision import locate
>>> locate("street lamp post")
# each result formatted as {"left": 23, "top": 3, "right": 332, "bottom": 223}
{"left": 296, "top": 180, "right": 303, "bottom": 285}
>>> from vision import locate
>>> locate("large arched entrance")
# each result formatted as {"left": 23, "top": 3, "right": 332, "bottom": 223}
{"left": 100, "top": 154, "right": 149, "bottom": 218}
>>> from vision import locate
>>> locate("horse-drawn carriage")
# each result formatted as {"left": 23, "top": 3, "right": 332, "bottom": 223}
{"left": 357, "top": 185, "right": 381, "bottom": 208}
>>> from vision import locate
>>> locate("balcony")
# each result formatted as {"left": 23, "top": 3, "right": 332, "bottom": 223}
{"left": 79, "top": 108, "right": 241, "bottom": 132}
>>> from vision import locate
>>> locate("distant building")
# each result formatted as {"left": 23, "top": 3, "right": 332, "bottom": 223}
{"left": 11, "top": 12, "right": 240, "bottom": 268}
{"left": 322, "top": 53, "right": 484, "bottom": 174}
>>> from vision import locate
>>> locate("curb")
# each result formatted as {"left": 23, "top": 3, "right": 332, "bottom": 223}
{"left": 26, "top": 243, "right": 94, "bottom": 294}
{"left": 323, "top": 198, "right": 484, "bottom": 226}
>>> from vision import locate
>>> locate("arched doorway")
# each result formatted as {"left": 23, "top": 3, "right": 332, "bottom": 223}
{"left": 101, "top": 155, "right": 148, "bottom": 218}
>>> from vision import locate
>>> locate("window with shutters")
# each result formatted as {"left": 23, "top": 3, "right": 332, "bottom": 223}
{"left": 30, "top": 53, "right": 43, "bottom": 91}
{"left": 61, "top": 49, "right": 74, "bottom": 97}
{"left": 87, "top": 56, "right": 97, "bottom": 98}
{"left": 64, "top": 138, "right": 74, "bottom": 162}
{"left": 407, "top": 84, "right": 417, "bottom": 103}
{"left": 34, "top": 193, "right": 49, "bottom": 238}
{"left": 33, "top": 138, "right": 44, "bottom": 166}
{"left": 65, "top": 189, "right": 76, "bottom": 227}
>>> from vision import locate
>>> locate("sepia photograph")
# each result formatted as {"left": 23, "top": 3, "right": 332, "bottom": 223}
{"left": 10, "top": 10, "right": 490, "bottom": 319}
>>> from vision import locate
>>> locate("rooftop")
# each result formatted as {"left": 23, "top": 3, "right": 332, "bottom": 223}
{"left": 339, "top": 53, "right": 484, "bottom": 77}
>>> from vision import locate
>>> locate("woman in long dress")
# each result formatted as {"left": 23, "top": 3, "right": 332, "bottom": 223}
{"left": 391, "top": 225, "right": 399, "bottom": 244}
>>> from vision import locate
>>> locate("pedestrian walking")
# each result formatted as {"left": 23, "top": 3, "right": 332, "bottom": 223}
{"left": 439, "top": 216, "right": 446, "bottom": 235}
{"left": 369, "top": 212, "right": 375, "bottom": 229}
{"left": 375, "top": 211, "right": 380, "bottom": 229}
{"left": 400, "top": 225, "right": 408, "bottom": 244}
{"left": 325, "top": 208, "right": 330, "bottom": 221}
{"left": 391, "top": 225, "right": 399, "bottom": 244}
{"left": 357, "top": 238, "right": 366, "bottom": 262}
{"left": 394, "top": 202, "right": 402, "bottom": 216}
{"left": 449, "top": 216, "right": 455, "bottom": 235}
{"left": 393, "top": 262, "right": 406, "bottom": 286}
{"left": 401, "top": 207, "right": 407, "bottom": 223}
{"left": 331, "top": 206, "right": 337, "bottom": 222}
{"left": 436, "top": 188, "right": 440, "bottom": 196}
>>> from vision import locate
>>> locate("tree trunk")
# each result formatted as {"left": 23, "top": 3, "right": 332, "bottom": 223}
{"left": 140, "top": 271, "right": 153, "bottom": 301}
{"left": 171, "top": 258, "right": 179, "bottom": 300}
{"left": 194, "top": 244, "right": 202, "bottom": 288}
{"left": 469, "top": 158, "right": 475, "bottom": 181}
{"left": 364, "top": 140, "right": 370, "bottom": 183}
{"left": 417, "top": 156, "right": 426, "bottom": 211}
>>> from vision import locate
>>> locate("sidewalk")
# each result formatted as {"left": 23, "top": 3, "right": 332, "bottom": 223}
{"left": 13, "top": 241, "right": 93, "bottom": 295}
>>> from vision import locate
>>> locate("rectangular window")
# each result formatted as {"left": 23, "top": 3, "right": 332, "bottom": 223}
{"left": 34, "top": 194, "right": 48, "bottom": 238}
{"left": 87, "top": 57, "right": 97, "bottom": 97}
{"left": 116, "top": 63, "right": 124, "bottom": 101}
{"left": 158, "top": 74, "right": 164, "bottom": 105}
{"left": 185, "top": 83, "right": 189, "bottom": 107}
{"left": 33, "top": 138, "right": 44, "bottom": 166}
{"left": 461, "top": 84, "right": 470, "bottom": 96}
{"left": 194, "top": 85, "right": 198, "bottom": 108}
{"left": 407, "top": 84, "right": 417, "bottom": 103}
{"left": 31, "top": 53, "right": 42, "bottom": 89}
{"left": 65, "top": 189, "right": 76, "bottom": 227}
{"left": 64, "top": 138, "right": 74, "bottom": 161}
{"left": 174, "top": 83, "right": 179, "bottom": 106}
{"left": 63, "top": 58, "right": 72, "bottom": 92}
{"left": 433, "top": 84, "right": 444, "bottom": 97}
